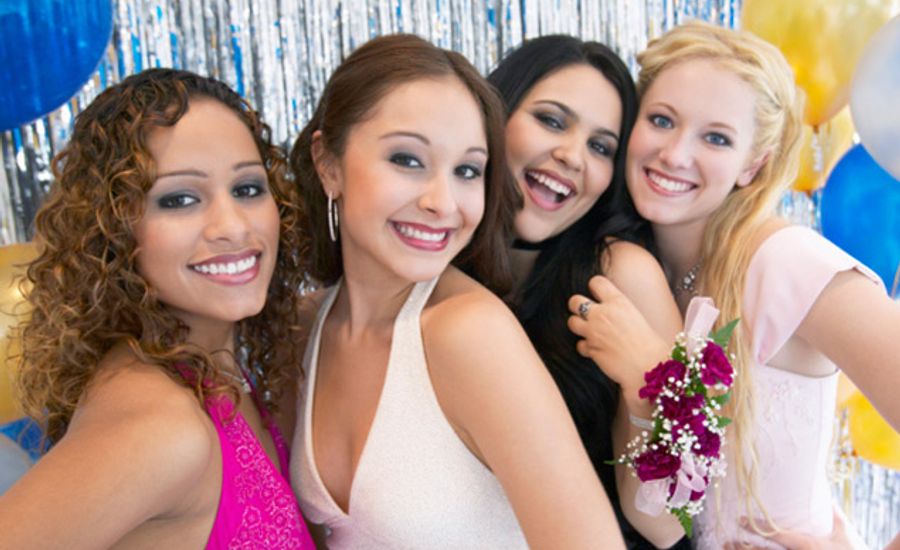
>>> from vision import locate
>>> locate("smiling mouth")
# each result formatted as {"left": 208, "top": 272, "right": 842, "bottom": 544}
{"left": 391, "top": 222, "right": 451, "bottom": 251}
{"left": 190, "top": 254, "right": 259, "bottom": 275}
{"left": 524, "top": 169, "right": 575, "bottom": 210}
{"left": 645, "top": 168, "right": 697, "bottom": 194}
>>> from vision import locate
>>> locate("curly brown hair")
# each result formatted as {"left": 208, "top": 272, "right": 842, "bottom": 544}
{"left": 15, "top": 69, "right": 310, "bottom": 444}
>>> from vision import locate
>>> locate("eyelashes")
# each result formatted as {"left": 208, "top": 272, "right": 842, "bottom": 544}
{"left": 155, "top": 178, "right": 269, "bottom": 209}
{"left": 388, "top": 152, "right": 484, "bottom": 181}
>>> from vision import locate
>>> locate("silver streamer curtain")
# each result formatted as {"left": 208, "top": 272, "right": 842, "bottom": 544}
{"left": 0, "top": 0, "right": 743, "bottom": 245}
{"left": 1, "top": 0, "right": 897, "bottom": 546}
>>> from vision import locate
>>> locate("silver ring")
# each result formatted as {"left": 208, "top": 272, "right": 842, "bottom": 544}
{"left": 578, "top": 300, "right": 593, "bottom": 321}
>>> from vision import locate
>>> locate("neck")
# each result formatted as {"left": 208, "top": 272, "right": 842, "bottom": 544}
{"left": 181, "top": 316, "right": 237, "bottom": 356}
{"left": 652, "top": 220, "right": 706, "bottom": 293}
{"left": 337, "top": 255, "right": 420, "bottom": 338}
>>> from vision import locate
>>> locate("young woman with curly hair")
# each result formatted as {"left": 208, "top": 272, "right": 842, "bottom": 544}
{"left": 0, "top": 69, "right": 314, "bottom": 549}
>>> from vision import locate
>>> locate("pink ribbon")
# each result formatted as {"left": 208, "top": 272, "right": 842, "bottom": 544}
{"left": 669, "top": 452, "right": 709, "bottom": 508}
{"left": 683, "top": 296, "right": 720, "bottom": 355}
{"left": 635, "top": 478, "right": 670, "bottom": 517}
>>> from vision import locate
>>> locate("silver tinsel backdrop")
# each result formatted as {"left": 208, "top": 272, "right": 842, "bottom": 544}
{"left": 0, "top": 0, "right": 896, "bottom": 545}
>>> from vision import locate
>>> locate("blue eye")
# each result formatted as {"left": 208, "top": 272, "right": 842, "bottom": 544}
{"left": 389, "top": 152, "right": 424, "bottom": 169}
{"left": 535, "top": 112, "right": 565, "bottom": 131}
{"left": 649, "top": 114, "right": 674, "bottom": 129}
{"left": 157, "top": 193, "right": 199, "bottom": 209}
{"left": 233, "top": 179, "right": 267, "bottom": 198}
{"left": 455, "top": 164, "right": 483, "bottom": 180}
{"left": 705, "top": 132, "right": 732, "bottom": 147}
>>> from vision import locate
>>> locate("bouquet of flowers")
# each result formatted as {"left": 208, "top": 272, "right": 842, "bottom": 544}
{"left": 612, "top": 298, "right": 738, "bottom": 537}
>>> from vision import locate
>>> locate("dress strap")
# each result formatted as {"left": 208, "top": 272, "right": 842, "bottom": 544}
{"left": 396, "top": 275, "right": 441, "bottom": 322}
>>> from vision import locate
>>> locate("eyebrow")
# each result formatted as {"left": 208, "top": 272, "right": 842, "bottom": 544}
{"left": 648, "top": 101, "right": 737, "bottom": 134}
{"left": 156, "top": 160, "right": 264, "bottom": 180}
{"left": 380, "top": 131, "right": 488, "bottom": 156}
{"left": 534, "top": 99, "right": 620, "bottom": 142}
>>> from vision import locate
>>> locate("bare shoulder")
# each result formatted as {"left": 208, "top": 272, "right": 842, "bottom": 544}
{"left": 423, "top": 266, "right": 525, "bottom": 351}
{"left": 600, "top": 239, "right": 667, "bottom": 286}
{"left": 600, "top": 239, "right": 681, "bottom": 339}
{"left": 0, "top": 346, "right": 217, "bottom": 547}
{"left": 72, "top": 347, "right": 217, "bottom": 485}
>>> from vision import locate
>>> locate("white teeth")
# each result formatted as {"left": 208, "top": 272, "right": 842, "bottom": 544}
{"left": 648, "top": 171, "right": 694, "bottom": 193}
{"left": 528, "top": 171, "right": 572, "bottom": 197}
{"left": 192, "top": 255, "right": 258, "bottom": 275}
{"left": 394, "top": 223, "right": 447, "bottom": 242}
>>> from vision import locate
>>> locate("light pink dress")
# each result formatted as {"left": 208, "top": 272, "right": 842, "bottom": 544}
{"left": 694, "top": 226, "right": 881, "bottom": 549}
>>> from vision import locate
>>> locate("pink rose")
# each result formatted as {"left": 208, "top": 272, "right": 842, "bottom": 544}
{"left": 634, "top": 448, "right": 681, "bottom": 482}
{"left": 639, "top": 360, "right": 686, "bottom": 401}
{"left": 700, "top": 342, "right": 733, "bottom": 386}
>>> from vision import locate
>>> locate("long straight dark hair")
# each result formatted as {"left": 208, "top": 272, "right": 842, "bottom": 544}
{"left": 489, "top": 34, "right": 652, "bottom": 522}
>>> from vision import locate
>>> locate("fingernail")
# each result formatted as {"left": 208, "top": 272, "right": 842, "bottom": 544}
{"left": 739, "top": 517, "right": 749, "bottom": 527}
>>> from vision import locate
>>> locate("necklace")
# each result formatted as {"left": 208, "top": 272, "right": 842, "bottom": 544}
{"left": 673, "top": 262, "right": 702, "bottom": 296}
{"left": 221, "top": 368, "right": 252, "bottom": 394}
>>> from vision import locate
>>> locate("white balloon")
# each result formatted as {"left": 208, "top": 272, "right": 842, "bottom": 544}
{"left": 851, "top": 14, "right": 900, "bottom": 180}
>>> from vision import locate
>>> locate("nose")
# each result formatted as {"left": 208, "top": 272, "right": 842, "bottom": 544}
{"left": 658, "top": 130, "right": 693, "bottom": 170}
{"left": 202, "top": 193, "right": 251, "bottom": 244}
{"left": 418, "top": 172, "right": 456, "bottom": 217}
{"left": 551, "top": 133, "right": 585, "bottom": 173}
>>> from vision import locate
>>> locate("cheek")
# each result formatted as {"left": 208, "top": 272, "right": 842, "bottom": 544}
{"left": 460, "top": 184, "right": 486, "bottom": 227}
{"left": 627, "top": 123, "right": 656, "bottom": 158}
{"left": 504, "top": 117, "right": 532, "bottom": 172}
{"left": 584, "top": 160, "right": 614, "bottom": 198}
{"left": 259, "top": 200, "right": 281, "bottom": 245}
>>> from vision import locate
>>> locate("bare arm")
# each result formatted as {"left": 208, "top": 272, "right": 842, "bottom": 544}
{"left": 426, "top": 280, "right": 625, "bottom": 550}
{"left": 586, "top": 242, "right": 685, "bottom": 548}
{"left": 0, "top": 366, "right": 214, "bottom": 549}
{"left": 795, "top": 269, "right": 900, "bottom": 432}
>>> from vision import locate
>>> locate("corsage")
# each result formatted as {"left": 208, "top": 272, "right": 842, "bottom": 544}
{"left": 611, "top": 297, "right": 737, "bottom": 537}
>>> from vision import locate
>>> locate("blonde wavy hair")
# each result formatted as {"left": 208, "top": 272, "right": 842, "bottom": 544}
{"left": 16, "top": 69, "right": 310, "bottom": 445}
{"left": 636, "top": 21, "right": 805, "bottom": 534}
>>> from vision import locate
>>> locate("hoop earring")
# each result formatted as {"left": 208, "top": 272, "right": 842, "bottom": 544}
{"left": 327, "top": 191, "right": 339, "bottom": 242}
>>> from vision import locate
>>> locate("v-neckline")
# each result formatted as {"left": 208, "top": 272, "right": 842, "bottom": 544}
{"left": 304, "top": 280, "right": 419, "bottom": 517}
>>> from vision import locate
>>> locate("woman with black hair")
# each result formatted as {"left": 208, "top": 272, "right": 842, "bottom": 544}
{"left": 489, "top": 36, "right": 687, "bottom": 549}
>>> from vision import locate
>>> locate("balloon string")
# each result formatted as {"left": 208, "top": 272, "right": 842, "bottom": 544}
{"left": 891, "top": 258, "right": 899, "bottom": 300}
{"left": 811, "top": 125, "right": 824, "bottom": 174}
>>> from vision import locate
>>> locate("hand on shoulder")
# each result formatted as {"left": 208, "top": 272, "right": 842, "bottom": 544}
{"left": 567, "top": 273, "right": 672, "bottom": 407}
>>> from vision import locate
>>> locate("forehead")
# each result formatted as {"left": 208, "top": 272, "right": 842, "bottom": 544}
{"left": 146, "top": 99, "right": 259, "bottom": 167}
{"left": 520, "top": 63, "right": 622, "bottom": 130}
{"left": 348, "top": 76, "right": 487, "bottom": 148}
{"left": 643, "top": 58, "right": 757, "bottom": 127}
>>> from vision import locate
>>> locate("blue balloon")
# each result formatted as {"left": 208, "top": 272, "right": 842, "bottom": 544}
{"left": 0, "top": 0, "right": 113, "bottom": 131}
{"left": 821, "top": 144, "right": 900, "bottom": 293}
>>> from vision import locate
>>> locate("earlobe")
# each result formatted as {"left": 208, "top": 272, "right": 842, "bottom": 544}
{"left": 311, "top": 130, "right": 341, "bottom": 197}
{"left": 736, "top": 150, "right": 771, "bottom": 188}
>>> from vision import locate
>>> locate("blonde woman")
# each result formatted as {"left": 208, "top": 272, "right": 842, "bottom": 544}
{"left": 567, "top": 21, "right": 900, "bottom": 549}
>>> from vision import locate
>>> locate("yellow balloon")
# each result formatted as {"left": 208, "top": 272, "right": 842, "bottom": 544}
{"left": 846, "top": 390, "right": 900, "bottom": 471}
{"left": 793, "top": 108, "right": 854, "bottom": 193}
{"left": 835, "top": 372, "right": 857, "bottom": 410}
{"left": 743, "top": 0, "right": 896, "bottom": 126}
{"left": 0, "top": 243, "right": 37, "bottom": 424}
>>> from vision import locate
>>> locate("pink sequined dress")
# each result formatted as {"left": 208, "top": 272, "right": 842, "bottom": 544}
{"left": 181, "top": 366, "right": 315, "bottom": 550}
